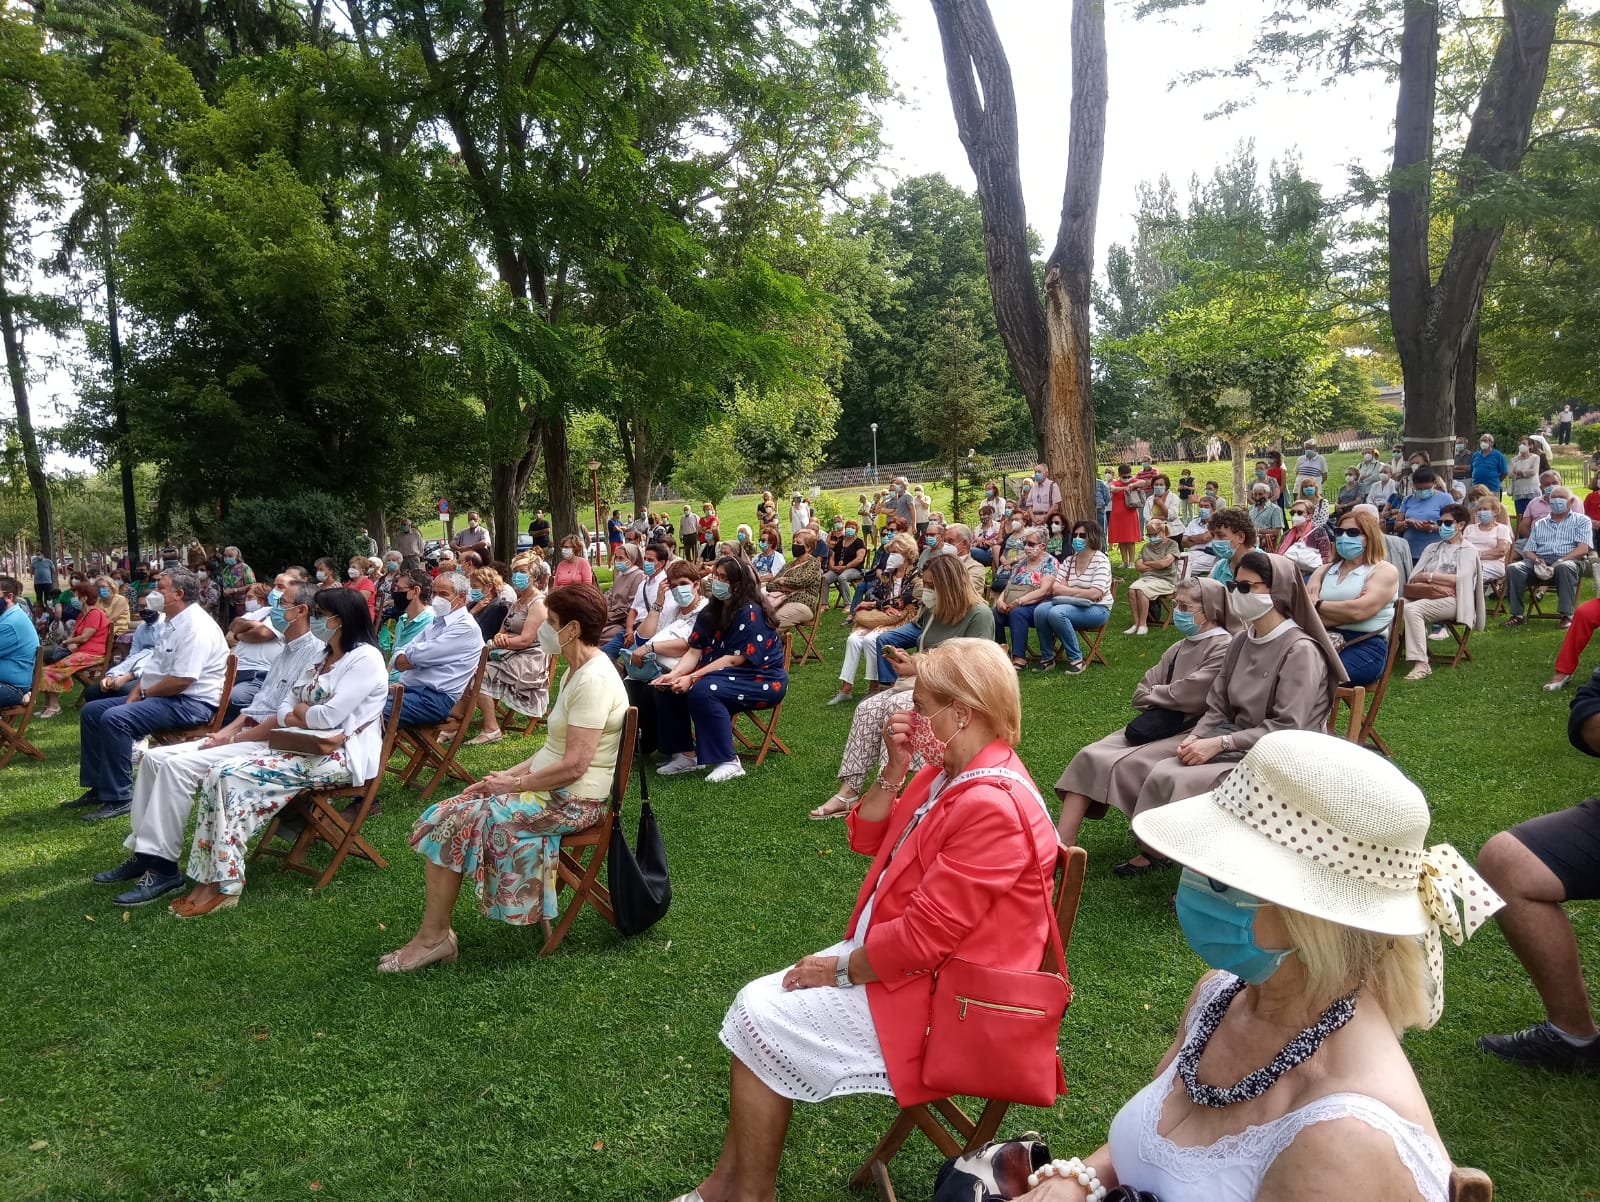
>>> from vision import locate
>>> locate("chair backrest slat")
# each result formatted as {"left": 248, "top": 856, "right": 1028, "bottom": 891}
{"left": 610, "top": 706, "right": 639, "bottom": 814}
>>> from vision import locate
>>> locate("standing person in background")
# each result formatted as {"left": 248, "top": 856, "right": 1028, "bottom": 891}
{"left": 606, "top": 508, "right": 625, "bottom": 557}
{"left": 391, "top": 518, "right": 425, "bottom": 566}
{"left": 1471, "top": 433, "right": 1509, "bottom": 497}
{"left": 527, "top": 509, "right": 552, "bottom": 551}
{"left": 1265, "top": 449, "right": 1287, "bottom": 504}
{"left": 911, "top": 484, "right": 932, "bottom": 539}
{"left": 452, "top": 511, "right": 491, "bottom": 558}
{"left": 788, "top": 492, "right": 812, "bottom": 547}
{"left": 679, "top": 504, "right": 699, "bottom": 549}
{"left": 31, "top": 549, "right": 55, "bottom": 613}
{"left": 1107, "top": 464, "right": 1144, "bottom": 568}
{"left": 697, "top": 502, "right": 722, "bottom": 562}
{"left": 1096, "top": 467, "right": 1112, "bottom": 540}
{"left": 217, "top": 547, "right": 255, "bottom": 625}
{"left": 1509, "top": 439, "right": 1543, "bottom": 516}
{"left": 358, "top": 527, "right": 378, "bottom": 557}
{"left": 1025, "top": 462, "right": 1063, "bottom": 526}
{"left": 1557, "top": 403, "right": 1575, "bottom": 445}
{"left": 1177, "top": 468, "right": 1196, "bottom": 522}
{"left": 1293, "top": 437, "right": 1327, "bottom": 490}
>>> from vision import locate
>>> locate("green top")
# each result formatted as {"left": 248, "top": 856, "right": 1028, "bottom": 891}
{"left": 919, "top": 600, "right": 996, "bottom": 648}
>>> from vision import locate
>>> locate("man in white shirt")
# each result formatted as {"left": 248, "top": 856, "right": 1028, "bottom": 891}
{"left": 90, "top": 577, "right": 324, "bottom": 904}
{"left": 72, "top": 568, "right": 230, "bottom": 823}
{"left": 619, "top": 542, "right": 672, "bottom": 656}
{"left": 1024, "top": 463, "right": 1063, "bottom": 525}
{"left": 1182, "top": 498, "right": 1219, "bottom": 577}
{"left": 387, "top": 570, "right": 485, "bottom": 727}
{"left": 224, "top": 575, "right": 289, "bottom": 716}
{"left": 1294, "top": 438, "right": 1328, "bottom": 488}
{"left": 938, "top": 524, "right": 992, "bottom": 596}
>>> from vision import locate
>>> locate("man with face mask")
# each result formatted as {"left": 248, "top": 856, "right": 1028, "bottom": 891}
{"left": 391, "top": 518, "right": 425, "bottom": 565}
{"left": 1470, "top": 433, "right": 1509, "bottom": 496}
{"left": 1505, "top": 487, "right": 1593, "bottom": 627}
{"left": 0, "top": 575, "right": 40, "bottom": 711}
{"left": 380, "top": 569, "right": 437, "bottom": 680}
{"left": 1025, "top": 463, "right": 1063, "bottom": 525}
{"left": 939, "top": 524, "right": 990, "bottom": 595}
{"left": 452, "top": 511, "right": 490, "bottom": 557}
{"left": 385, "top": 570, "right": 485, "bottom": 728}
{"left": 88, "top": 578, "right": 326, "bottom": 904}
{"left": 70, "top": 569, "right": 230, "bottom": 824}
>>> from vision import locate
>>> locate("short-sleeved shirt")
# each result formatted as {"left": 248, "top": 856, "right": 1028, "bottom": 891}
{"left": 1398, "top": 491, "right": 1450, "bottom": 560}
{"left": 31, "top": 555, "right": 53, "bottom": 586}
{"left": 830, "top": 537, "right": 866, "bottom": 571}
{"left": 142, "top": 602, "right": 230, "bottom": 706}
{"left": 607, "top": 518, "right": 624, "bottom": 546}
{"left": 1470, "top": 449, "right": 1508, "bottom": 491}
{"left": 0, "top": 603, "right": 40, "bottom": 689}
{"left": 689, "top": 603, "right": 788, "bottom": 677}
{"left": 887, "top": 491, "right": 915, "bottom": 526}
{"left": 528, "top": 652, "right": 628, "bottom": 800}
{"left": 453, "top": 525, "right": 490, "bottom": 552}
{"left": 698, "top": 515, "right": 720, "bottom": 546}
{"left": 1026, "top": 477, "right": 1062, "bottom": 518}
{"left": 529, "top": 518, "right": 551, "bottom": 548}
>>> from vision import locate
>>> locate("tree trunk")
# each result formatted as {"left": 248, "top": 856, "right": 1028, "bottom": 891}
{"left": 1388, "top": 0, "right": 1559, "bottom": 464}
{"left": 490, "top": 439, "right": 542, "bottom": 563}
{"left": 366, "top": 506, "right": 388, "bottom": 556}
{"left": 1455, "top": 314, "right": 1479, "bottom": 441}
{"left": 0, "top": 279, "right": 54, "bottom": 566}
{"left": 542, "top": 419, "right": 578, "bottom": 546}
{"left": 619, "top": 417, "right": 663, "bottom": 521}
{"left": 931, "top": 0, "right": 1107, "bottom": 518}
{"left": 103, "top": 229, "right": 140, "bottom": 566}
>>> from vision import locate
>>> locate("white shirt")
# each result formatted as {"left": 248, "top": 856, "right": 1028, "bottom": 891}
{"left": 280, "top": 643, "right": 390, "bottom": 786}
{"left": 398, "top": 604, "right": 485, "bottom": 698}
{"left": 790, "top": 502, "right": 811, "bottom": 535}
{"left": 244, "top": 631, "right": 325, "bottom": 722}
{"left": 140, "top": 603, "right": 230, "bottom": 706}
{"left": 630, "top": 570, "right": 668, "bottom": 624}
{"left": 231, "top": 608, "right": 284, "bottom": 674}
{"left": 642, "top": 600, "right": 707, "bottom": 670}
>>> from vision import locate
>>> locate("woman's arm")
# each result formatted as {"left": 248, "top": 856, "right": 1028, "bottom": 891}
{"left": 517, "top": 724, "right": 602, "bottom": 794}
{"left": 1316, "top": 561, "right": 1399, "bottom": 626}
{"left": 298, "top": 650, "right": 386, "bottom": 731}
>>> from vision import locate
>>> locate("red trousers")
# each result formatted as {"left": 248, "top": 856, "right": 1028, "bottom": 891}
{"left": 1555, "top": 598, "right": 1600, "bottom": 675}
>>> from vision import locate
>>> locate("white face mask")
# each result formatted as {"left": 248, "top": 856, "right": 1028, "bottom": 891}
{"left": 316, "top": 570, "right": 328, "bottom": 581}
{"left": 1010, "top": 520, "right": 1022, "bottom": 532}
{"left": 347, "top": 567, "right": 360, "bottom": 579}
{"left": 143, "top": 591, "right": 164, "bottom": 613}
{"left": 919, "top": 588, "right": 937, "bottom": 608}
{"left": 244, "top": 600, "right": 262, "bottom": 613}
{"left": 560, "top": 547, "right": 574, "bottom": 560}
{"left": 884, "top": 552, "right": 905, "bottom": 570}
{"left": 430, "top": 595, "right": 452, "bottom": 618}
{"left": 937, "top": 543, "right": 958, "bottom": 557}
{"left": 1228, "top": 589, "right": 1276, "bottom": 624}
{"left": 1291, "top": 514, "right": 1307, "bottom": 527}
{"left": 537, "top": 621, "right": 564, "bottom": 656}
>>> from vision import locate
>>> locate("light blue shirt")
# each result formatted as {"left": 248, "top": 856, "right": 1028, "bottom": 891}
{"left": 0, "top": 602, "right": 40, "bottom": 689}
{"left": 398, "top": 604, "right": 485, "bottom": 698}
{"left": 1398, "top": 491, "right": 1449, "bottom": 560}
{"left": 1528, "top": 512, "right": 1594, "bottom": 562}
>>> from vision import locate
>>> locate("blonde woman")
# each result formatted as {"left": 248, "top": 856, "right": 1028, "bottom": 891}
{"left": 827, "top": 533, "right": 919, "bottom": 705}
{"left": 1125, "top": 517, "right": 1181, "bottom": 635}
{"left": 97, "top": 574, "right": 130, "bottom": 636}
{"left": 467, "top": 566, "right": 510, "bottom": 639}
{"left": 1306, "top": 508, "right": 1400, "bottom": 687}
{"left": 552, "top": 534, "right": 593, "bottom": 588}
{"left": 810, "top": 554, "right": 993, "bottom": 818}
{"left": 469, "top": 554, "right": 552, "bottom": 746}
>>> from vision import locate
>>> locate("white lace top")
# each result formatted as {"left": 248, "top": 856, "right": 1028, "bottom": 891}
{"left": 1105, "top": 975, "right": 1450, "bottom": 1202}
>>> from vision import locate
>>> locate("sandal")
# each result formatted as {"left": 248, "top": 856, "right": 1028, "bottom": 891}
{"left": 466, "top": 731, "right": 503, "bottom": 746}
{"left": 170, "top": 891, "right": 239, "bottom": 919}
{"left": 809, "top": 794, "right": 855, "bottom": 821}
{"left": 1544, "top": 674, "right": 1573, "bottom": 692}
{"left": 377, "top": 930, "right": 460, "bottom": 974}
{"left": 1403, "top": 665, "right": 1432, "bottom": 682}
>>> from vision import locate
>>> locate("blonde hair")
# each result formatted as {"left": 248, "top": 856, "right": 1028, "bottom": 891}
{"left": 886, "top": 532, "right": 917, "bottom": 563}
{"left": 922, "top": 553, "right": 976, "bottom": 623}
{"left": 1340, "top": 509, "right": 1386, "bottom": 568}
{"left": 469, "top": 566, "right": 504, "bottom": 595}
{"left": 916, "top": 638, "right": 1022, "bottom": 746}
{"left": 1278, "top": 908, "right": 1433, "bottom": 1034}
{"left": 1146, "top": 517, "right": 1168, "bottom": 539}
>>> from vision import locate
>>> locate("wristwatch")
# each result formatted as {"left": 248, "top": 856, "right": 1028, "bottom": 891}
{"left": 835, "top": 960, "right": 855, "bottom": 988}
{"left": 1220, "top": 734, "right": 1235, "bottom": 754}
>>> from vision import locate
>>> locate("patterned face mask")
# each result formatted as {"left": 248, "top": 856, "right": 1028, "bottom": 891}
{"left": 908, "top": 702, "right": 952, "bottom": 764}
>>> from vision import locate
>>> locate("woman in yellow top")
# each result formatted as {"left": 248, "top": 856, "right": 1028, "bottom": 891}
{"left": 381, "top": 583, "right": 629, "bottom": 972}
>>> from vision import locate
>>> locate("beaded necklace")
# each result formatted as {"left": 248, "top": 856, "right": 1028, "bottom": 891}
{"left": 1178, "top": 976, "right": 1360, "bottom": 1109}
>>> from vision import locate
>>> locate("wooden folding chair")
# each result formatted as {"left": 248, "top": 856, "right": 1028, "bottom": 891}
{"left": 1338, "top": 598, "right": 1403, "bottom": 756}
{"left": 151, "top": 654, "right": 237, "bottom": 746}
{"left": 857, "top": 845, "right": 1088, "bottom": 1196}
{"left": 1450, "top": 1166, "right": 1492, "bottom": 1201}
{"left": 71, "top": 641, "right": 118, "bottom": 707}
{"left": 0, "top": 648, "right": 46, "bottom": 769}
{"left": 251, "top": 684, "right": 405, "bottom": 888}
{"left": 1428, "top": 622, "right": 1473, "bottom": 669}
{"left": 390, "top": 647, "right": 490, "bottom": 801}
{"left": 540, "top": 706, "right": 638, "bottom": 955}
{"left": 791, "top": 602, "right": 825, "bottom": 666}
{"left": 1075, "top": 578, "right": 1121, "bottom": 668}
{"left": 495, "top": 698, "right": 544, "bottom": 737}
{"left": 733, "top": 633, "right": 792, "bottom": 766}
{"left": 1327, "top": 685, "right": 1366, "bottom": 743}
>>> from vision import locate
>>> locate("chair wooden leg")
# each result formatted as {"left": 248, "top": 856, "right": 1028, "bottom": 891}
{"left": 850, "top": 1109, "right": 922, "bottom": 1189}
{"left": 869, "top": 1158, "right": 898, "bottom": 1202}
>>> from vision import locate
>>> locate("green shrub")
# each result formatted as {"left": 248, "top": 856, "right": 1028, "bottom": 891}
{"left": 1573, "top": 421, "right": 1600, "bottom": 456}
{"left": 222, "top": 491, "right": 365, "bottom": 574}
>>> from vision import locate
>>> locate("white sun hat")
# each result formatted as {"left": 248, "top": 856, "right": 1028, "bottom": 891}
{"left": 1133, "top": 730, "right": 1503, "bottom": 1023}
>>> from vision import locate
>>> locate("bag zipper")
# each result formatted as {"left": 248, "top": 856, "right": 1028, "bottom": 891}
{"left": 956, "top": 995, "right": 1047, "bottom": 1020}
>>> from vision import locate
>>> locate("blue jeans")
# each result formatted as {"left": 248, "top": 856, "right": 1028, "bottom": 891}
{"left": 655, "top": 669, "right": 787, "bottom": 764}
{"left": 79, "top": 694, "right": 216, "bottom": 803}
{"left": 1035, "top": 601, "right": 1111, "bottom": 664}
{"left": 1336, "top": 634, "right": 1389, "bottom": 687}
{"left": 0, "top": 681, "right": 25, "bottom": 707}
{"left": 970, "top": 546, "right": 994, "bottom": 566}
{"left": 1002, "top": 604, "right": 1044, "bottom": 659}
{"left": 600, "top": 630, "right": 631, "bottom": 661}
{"left": 386, "top": 682, "right": 458, "bottom": 728}
{"left": 873, "top": 622, "right": 922, "bottom": 683}
{"left": 850, "top": 579, "right": 874, "bottom": 611}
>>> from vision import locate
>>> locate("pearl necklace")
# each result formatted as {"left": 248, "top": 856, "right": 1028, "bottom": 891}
{"left": 1177, "top": 976, "right": 1360, "bottom": 1109}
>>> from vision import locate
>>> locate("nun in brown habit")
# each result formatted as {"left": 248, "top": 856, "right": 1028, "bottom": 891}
{"left": 1055, "top": 577, "right": 1238, "bottom": 851}
{"left": 1125, "top": 551, "right": 1347, "bottom": 862}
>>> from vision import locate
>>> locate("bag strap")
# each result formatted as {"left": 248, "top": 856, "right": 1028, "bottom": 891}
{"left": 942, "top": 765, "right": 1067, "bottom": 980}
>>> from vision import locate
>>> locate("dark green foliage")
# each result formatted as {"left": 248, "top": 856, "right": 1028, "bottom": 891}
{"left": 221, "top": 489, "right": 364, "bottom": 569}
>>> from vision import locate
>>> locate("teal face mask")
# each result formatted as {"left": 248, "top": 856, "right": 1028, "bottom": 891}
{"left": 1210, "top": 539, "right": 1235, "bottom": 561}
{"left": 268, "top": 605, "right": 289, "bottom": 633}
{"left": 308, "top": 616, "right": 334, "bottom": 644}
{"left": 1437, "top": 523, "right": 1456, "bottom": 539}
{"left": 671, "top": 584, "right": 695, "bottom": 606}
{"left": 267, "top": 588, "right": 284, "bottom": 606}
{"left": 709, "top": 579, "right": 731, "bottom": 600}
{"left": 1414, "top": 488, "right": 1433, "bottom": 500}
{"left": 1175, "top": 868, "right": 1291, "bottom": 985}
{"left": 1335, "top": 534, "right": 1364, "bottom": 560}
{"left": 1172, "top": 608, "right": 1200, "bottom": 637}
{"left": 468, "top": 588, "right": 484, "bottom": 602}
{"left": 643, "top": 561, "right": 657, "bottom": 576}
{"left": 1070, "top": 537, "right": 1087, "bottom": 553}
{"left": 511, "top": 572, "right": 530, "bottom": 590}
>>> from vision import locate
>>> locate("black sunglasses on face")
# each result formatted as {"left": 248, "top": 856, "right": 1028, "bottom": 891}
{"left": 1222, "top": 579, "right": 1267, "bottom": 594}
{"left": 1334, "top": 528, "right": 1362, "bottom": 538}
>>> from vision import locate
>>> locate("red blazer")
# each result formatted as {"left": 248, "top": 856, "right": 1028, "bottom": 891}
{"left": 844, "top": 740, "right": 1060, "bottom": 1105}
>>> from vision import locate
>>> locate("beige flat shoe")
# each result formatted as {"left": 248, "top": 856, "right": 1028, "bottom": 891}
{"left": 809, "top": 794, "right": 855, "bottom": 820}
{"left": 466, "top": 731, "right": 503, "bottom": 746}
{"left": 378, "top": 930, "right": 459, "bottom": 974}
{"left": 1403, "top": 665, "right": 1432, "bottom": 682}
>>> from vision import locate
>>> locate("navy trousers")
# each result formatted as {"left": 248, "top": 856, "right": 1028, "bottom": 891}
{"left": 386, "top": 682, "right": 458, "bottom": 728}
{"left": 655, "top": 670, "right": 787, "bottom": 765}
{"left": 79, "top": 694, "right": 216, "bottom": 803}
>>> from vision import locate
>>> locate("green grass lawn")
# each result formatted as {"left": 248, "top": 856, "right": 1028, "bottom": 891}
{"left": 3, "top": 612, "right": 1599, "bottom": 1201}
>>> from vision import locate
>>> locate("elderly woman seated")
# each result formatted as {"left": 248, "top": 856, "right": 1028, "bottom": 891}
{"left": 1305, "top": 507, "right": 1400, "bottom": 688}
{"left": 36, "top": 580, "right": 114, "bottom": 718}
{"left": 1124, "top": 517, "right": 1182, "bottom": 635}
{"left": 461, "top": 555, "right": 553, "bottom": 746}
{"left": 1116, "top": 552, "right": 1346, "bottom": 874}
{"left": 1001, "top": 730, "right": 1500, "bottom": 1202}
{"left": 654, "top": 556, "right": 788, "bottom": 784}
{"left": 382, "top": 583, "right": 628, "bottom": 970}
{"left": 808, "top": 554, "right": 995, "bottom": 819}
{"left": 1277, "top": 496, "right": 1332, "bottom": 575}
{"left": 1055, "top": 578, "right": 1235, "bottom": 851}
{"left": 669, "top": 639, "right": 1059, "bottom": 1202}
{"left": 466, "top": 565, "right": 510, "bottom": 639}
{"left": 1400, "top": 503, "right": 1485, "bottom": 681}
{"left": 828, "top": 533, "right": 919, "bottom": 706}
{"left": 171, "top": 588, "right": 390, "bottom": 917}
{"left": 764, "top": 529, "right": 822, "bottom": 629}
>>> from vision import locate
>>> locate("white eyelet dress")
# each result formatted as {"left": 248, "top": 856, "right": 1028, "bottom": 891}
{"left": 1105, "top": 974, "right": 1451, "bottom": 1202}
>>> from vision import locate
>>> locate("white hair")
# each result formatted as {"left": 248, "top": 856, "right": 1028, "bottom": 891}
{"left": 440, "top": 571, "right": 469, "bottom": 597}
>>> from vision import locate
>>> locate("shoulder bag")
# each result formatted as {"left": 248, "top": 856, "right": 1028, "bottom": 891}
{"left": 607, "top": 760, "right": 671, "bottom": 936}
{"left": 921, "top": 766, "right": 1071, "bottom": 1108}
{"left": 1125, "top": 651, "right": 1200, "bottom": 745}
{"left": 266, "top": 727, "right": 348, "bottom": 755}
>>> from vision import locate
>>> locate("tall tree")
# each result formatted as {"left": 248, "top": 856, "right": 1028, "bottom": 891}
{"left": 911, "top": 301, "right": 1007, "bottom": 522}
{"left": 928, "top": 0, "right": 1108, "bottom": 517}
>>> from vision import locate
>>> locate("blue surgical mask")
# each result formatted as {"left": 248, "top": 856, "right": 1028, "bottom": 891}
{"left": 468, "top": 588, "right": 483, "bottom": 602}
{"left": 267, "top": 587, "right": 283, "bottom": 606}
{"left": 1414, "top": 488, "right": 1433, "bottom": 500}
{"left": 224, "top": 556, "right": 237, "bottom": 566}
{"left": 1437, "top": 523, "right": 1456, "bottom": 539}
{"left": 268, "top": 605, "right": 288, "bottom": 633}
{"left": 98, "top": 586, "right": 111, "bottom": 599}
{"left": 1154, "top": 485, "right": 1167, "bottom": 496}
{"left": 643, "top": 561, "right": 657, "bottom": 577}
{"left": 308, "top": 616, "right": 334, "bottom": 644}
{"left": 512, "top": 571, "right": 531, "bottom": 590}
{"left": 671, "top": 584, "right": 695, "bottom": 606}
{"left": 1551, "top": 498, "right": 1570, "bottom": 515}
{"left": 1210, "top": 538, "right": 1235, "bottom": 561}
{"left": 1476, "top": 510, "right": 1493, "bottom": 524}
{"left": 1542, "top": 484, "right": 1555, "bottom": 497}
{"left": 925, "top": 535, "right": 938, "bottom": 547}
{"left": 1172, "top": 608, "right": 1200, "bottom": 638}
{"left": 736, "top": 531, "right": 748, "bottom": 542}
{"left": 1071, "top": 536, "right": 1087, "bottom": 553}
{"left": 1175, "top": 869, "right": 1291, "bottom": 985}
{"left": 1335, "top": 534, "right": 1365, "bottom": 560}
{"left": 709, "top": 579, "right": 731, "bottom": 600}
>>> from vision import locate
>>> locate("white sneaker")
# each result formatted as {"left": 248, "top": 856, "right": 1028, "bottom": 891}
{"left": 826, "top": 690, "right": 853, "bottom": 706}
{"left": 657, "top": 754, "right": 703, "bottom": 776}
{"left": 706, "top": 760, "right": 746, "bottom": 783}
{"left": 1123, "top": 624, "right": 1140, "bottom": 635}
{"left": 1427, "top": 628, "right": 1450, "bottom": 641}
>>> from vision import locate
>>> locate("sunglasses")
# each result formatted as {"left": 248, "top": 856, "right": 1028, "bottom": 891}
{"left": 1334, "top": 527, "right": 1362, "bottom": 538}
{"left": 1222, "top": 579, "right": 1268, "bottom": 594}
{"left": 1024, "top": 541, "right": 1042, "bottom": 549}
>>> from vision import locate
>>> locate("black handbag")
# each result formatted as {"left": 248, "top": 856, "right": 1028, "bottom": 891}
{"left": 607, "top": 763, "right": 672, "bottom": 936}
{"left": 1123, "top": 653, "right": 1199, "bottom": 745}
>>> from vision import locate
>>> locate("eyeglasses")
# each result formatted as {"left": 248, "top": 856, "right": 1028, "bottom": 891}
{"left": 1334, "top": 527, "right": 1362, "bottom": 538}
{"left": 1222, "top": 579, "right": 1269, "bottom": 594}
{"left": 1023, "top": 541, "right": 1042, "bottom": 549}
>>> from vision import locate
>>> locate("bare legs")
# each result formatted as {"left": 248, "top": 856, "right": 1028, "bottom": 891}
{"left": 1057, "top": 791, "right": 1091, "bottom": 847}
{"left": 1116, "top": 541, "right": 1135, "bottom": 568}
{"left": 1126, "top": 589, "right": 1150, "bottom": 633}
{"left": 1479, "top": 833, "right": 1598, "bottom": 1037}
{"left": 694, "top": 1057, "right": 794, "bottom": 1202}
{"left": 388, "top": 861, "right": 467, "bottom": 964}
{"left": 475, "top": 698, "right": 502, "bottom": 738}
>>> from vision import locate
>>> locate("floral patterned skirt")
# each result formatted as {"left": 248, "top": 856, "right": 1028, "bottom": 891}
{"left": 410, "top": 790, "right": 608, "bottom": 924}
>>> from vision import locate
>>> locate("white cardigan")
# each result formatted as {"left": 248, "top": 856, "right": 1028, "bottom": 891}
{"left": 277, "top": 643, "right": 390, "bottom": 786}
